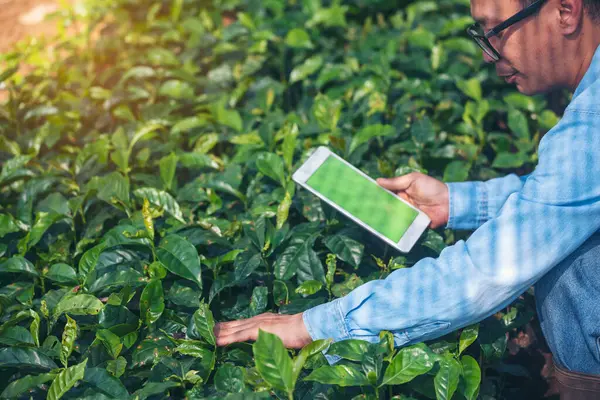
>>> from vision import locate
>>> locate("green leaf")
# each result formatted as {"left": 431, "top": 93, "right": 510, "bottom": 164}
{"left": 53, "top": 294, "right": 104, "bottom": 320}
{"left": 276, "top": 191, "right": 292, "bottom": 229}
{"left": 434, "top": 357, "right": 461, "bottom": 400}
{"left": 140, "top": 279, "right": 165, "bottom": 325}
{"left": 507, "top": 108, "right": 530, "bottom": 140}
{"left": 539, "top": 109, "right": 560, "bottom": 131}
{"left": 503, "top": 93, "right": 537, "bottom": 112}
{"left": 215, "top": 105, "right": 243, "bottom": 132}
{"left": 443, "top": 160, "right": 471, "bottom": 183}
{"left": 405, "top": 28, "right": 436, "bottom": 50}
{"left": 327, "top": 339, "right": 371, "bottom": 362}
{"left": 96, "top": 329, "right": 123, "bottom": 359}
{"left": 0, "top": 213, "right": 22, "bottom": 238}
{"left": 0, "top": 65, "right": 19, "bottom": 84}
{"left": 307, "top": 5, "right": 348, "bottom": 28}
{"left": 47, "top": 358, "right": 87, "bottom": 400}
{"left": 131, "top": 381, "right": 180, "bottom": 400}
{"left": 18, "top": 211, "right": 66, "bottom": 253}
{"left": 460, "top": 355, "right": 481, "bottom": 400}
{"left": 156, "top": 235, "right": 202, "bottom": 289}
{"left": 83, "top": 367, "right": 129, "bottom": 399}
{"left": 234, "top": 251, "right": 262, "bottom": 281}
{"left": 142, "top": 198, "right": 155, "bottom": 240}
{"left": 256, "top": 152, "right": 286, "bottom": 186}
{"left": 285, "top": 28, "right": 313, "bottom": 49}
{"left": 193, "top": 301, "right": 216, "bottom": 346}
{"left": 249, "top": 286, "right": 268, "bottom": 317}
{"left": 88, "top": 266, "right": 144, "bottom": 294}
{"left": 295, "top": 280, "right": 323, "bottom": 296}
{"left": 0, "top": 347, "right": 58, "bottom": 371}
{"left": 380, "top": 343, "right": 436, "bottom": 386}
{"left": 281, "top": 123, "right": 298, "bottom": 171}
{"left": 158, "top": 79, "right": 195, "bottom": 99}
{"left": 456, "top": 78, "right": 482, "bottom": 101}
{"left": 45, "top": 263, "right": 78, "bottom": 285}
{"left": 134, "top": 187, "right": 184, "bottom": 222}
{"left": 159, "top": 153, "right": 179, "bottom": 191}
{"left": 411, "top": 117, "right": 435, "bottom": 144}
{"left": 350, "top": 124, "right": 396, "bottom": 154}
{"left": 131, "top": 336, "right": 171, "bottom": 367}
{"left": 304, "top": 365, "right": 369, "bottom": 386}
{"left": 253, "top": 330, "right": 294, "bottom": 393}
{"left": 107, "top": 356, "right": 127, "bottom": 378}
{"left": 0, "top": 326, "right": 35, "bottom": 346}
{"left": 459, "top": 324, "right": 479, "bottom": 355}
{"left": 290, "top": 56, "right": 323, "bottom": 83}
{"left": 215, "top": 363, "right": 245, "bottom": 393}
{"left": 313, "top": 94, "right": 342, "bottom": 132}
{"left": 323, "top": 235, "right": 364, "bottom": 268}
{"left": 0, "top": 256, "right": 38, "bottom": 277}
{"left": 0, "top": 373, "right": 56, "bottom": 399}
{"left": 274, "top": 234, "right": 319, "bottom": 281}
{"left": 492, "top": 152, "right": 527, "bottom": 169}
{"left": 97, "top": 172, "right": 130, "bottom": 207}
{"left": 60, "top": 315, "right": 77, "bottom": 368}
{"left": 292, "top": 339, "right": 332, "bottom": 381}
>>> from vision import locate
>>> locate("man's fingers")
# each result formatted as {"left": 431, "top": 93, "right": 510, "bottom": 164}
{"left": 397, "top": 192, "right": 413, "bottom": 205}
{"left": 215, "top": 318, "right": 253, "bottom": 331}
{"left": 377, "top": 174, "right": 415, "bottom": 191}
{"left": 215, "top": 326, "right": 257, "bottom": 346}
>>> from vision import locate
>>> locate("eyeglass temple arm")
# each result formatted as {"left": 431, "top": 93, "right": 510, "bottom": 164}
{"left": 485, "top": 0, "right": 546, "bottom": 38}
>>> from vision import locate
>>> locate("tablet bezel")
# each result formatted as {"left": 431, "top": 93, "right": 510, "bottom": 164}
{"left": 292, "top": 146, "right": 431, "bottom": 253}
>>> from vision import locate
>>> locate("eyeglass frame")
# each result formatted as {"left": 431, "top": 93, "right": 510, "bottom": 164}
{"left": 466, "top": 0, "right": 547, "bottom": 61}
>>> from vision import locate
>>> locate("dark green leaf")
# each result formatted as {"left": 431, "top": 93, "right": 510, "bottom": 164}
{"left": 60, "top": 315, "right": 77, "bottom": 368}
{"left": 215, "top": 363, "right": 245, "bottom": 393}
{"left": 0, "top": 256, "right": 38, "bottom": 277}
{"left": 140, "top": 279, "right": 165, "bottom": 325}
{"left": 256, "top": 152, "right": 286, "bottom": 186}
{"left": 460, "top": 355, "right": 481, "bottom": 400}
{"left": 253, "top": 330, "right": 294, "bottom": 393}
{"left": 434, "top": 357, "right": 461, "bottom": 400}
{"left": 304, "top": 365, "right": 369, "bottom": 387}
{"left": 156, "top": 235, "right": 202, "bottom": 289}
{"left": 323, "top": 235, "right": 364, "bottom": 268}
{"left": 192, "top": 301, "right": 216, "bottom": 346}
{"left": 83, "top": 367, "right": 129, "bottom": 399}
{"left": 0, "top": 373, "right": 56, "bottom": 399}
{"left": 0, "top": 347, "right": 58, "bottom": 370}
{"left": 459, "top": 324, "right": 479, "bottom": 355}
{"left": 380, "top": 343, "right": 436, "bottom": 386}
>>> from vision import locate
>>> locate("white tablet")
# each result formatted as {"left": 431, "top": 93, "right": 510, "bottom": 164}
{"left": 292, "top": 146, "right": 431, "bottom": 253}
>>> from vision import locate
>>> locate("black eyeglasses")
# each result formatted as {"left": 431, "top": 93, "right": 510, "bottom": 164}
{"left": 467, "top": 0, "right": 546, "bottom": 61}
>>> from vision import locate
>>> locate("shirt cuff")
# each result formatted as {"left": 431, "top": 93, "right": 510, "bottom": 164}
{"left": 302, "top": 298, "right": 350, "bottom": 342}
{"left": 445, "top": 181, "right": 488, "bottom": 230}
{"left": 302, "top": 299, "right": 352, "bottom": 365}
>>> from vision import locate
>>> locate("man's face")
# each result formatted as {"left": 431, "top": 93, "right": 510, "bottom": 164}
{"left": 470, "top": 0, "right": 561, "bottom": 95}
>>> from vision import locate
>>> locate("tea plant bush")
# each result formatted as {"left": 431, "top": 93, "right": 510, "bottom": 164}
{"left": 0, "top": 0, "right": 564, "bottom": 398}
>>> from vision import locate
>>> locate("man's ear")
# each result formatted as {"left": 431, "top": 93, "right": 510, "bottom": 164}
{"left": 558, "top": 0, "right": 585, "bottom": 35}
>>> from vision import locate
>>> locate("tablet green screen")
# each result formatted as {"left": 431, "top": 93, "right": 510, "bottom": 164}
{"left": 306, "top": 155, "right": 419, "bottom": 243}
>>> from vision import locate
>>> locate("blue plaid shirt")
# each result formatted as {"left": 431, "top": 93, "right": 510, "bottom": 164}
{"left": 303, "top": 44, "right": 600, "bottom": 351}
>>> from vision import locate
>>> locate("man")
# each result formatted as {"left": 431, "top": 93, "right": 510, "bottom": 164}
{"left": 215, "top": 0, "right": 600, "bottom": 396}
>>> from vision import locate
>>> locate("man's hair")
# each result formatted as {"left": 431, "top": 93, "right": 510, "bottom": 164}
{"left": 521, "top": 0, "right": 600, "bottom": 23}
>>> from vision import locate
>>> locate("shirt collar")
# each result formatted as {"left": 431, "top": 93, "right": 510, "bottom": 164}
{"left": 572, "top": 43, "right": 600, "bottom": 100}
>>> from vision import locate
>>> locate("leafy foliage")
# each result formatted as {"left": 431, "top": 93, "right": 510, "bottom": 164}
{"left": 0, "top": 0, "right": 558, "bottom": 398}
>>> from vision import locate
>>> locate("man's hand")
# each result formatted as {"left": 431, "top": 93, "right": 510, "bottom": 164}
{"left": 377, "top": 172, "right": 450, "bottom": 229}
{"left": 214, "top": 312, "right": 312, "bottom": 349}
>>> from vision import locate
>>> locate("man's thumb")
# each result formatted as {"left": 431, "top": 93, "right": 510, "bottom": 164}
{"left": 376, "top": 174, "right": 415, "bottom": 191}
